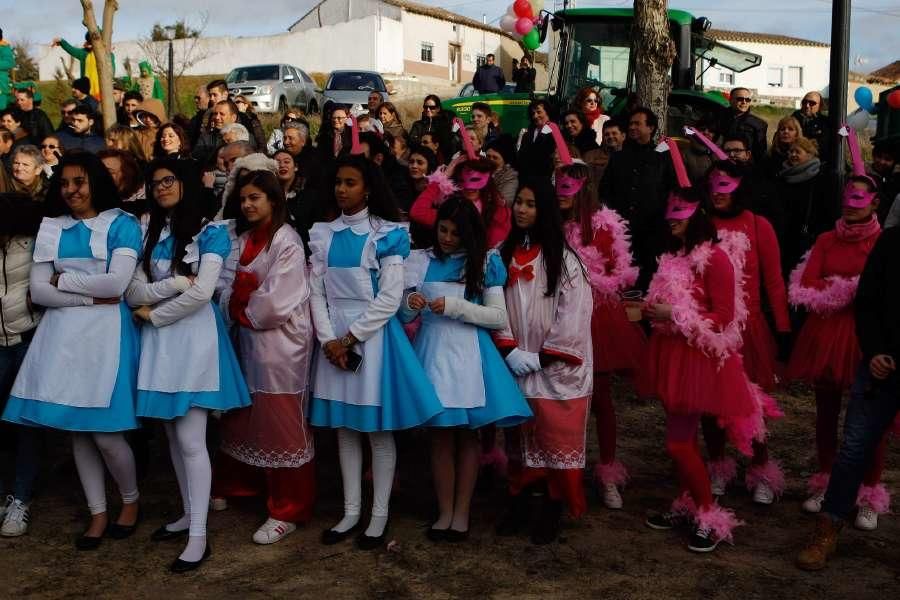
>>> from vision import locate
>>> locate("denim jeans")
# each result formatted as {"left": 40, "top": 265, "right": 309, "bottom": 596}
{"left": 0, "top": 338, "right": 41, "bottom": 502}
{"left": 822, "top": 365, "right": 900, "bottom": 520}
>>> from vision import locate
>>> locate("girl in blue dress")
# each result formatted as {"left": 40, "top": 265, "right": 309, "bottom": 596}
{"left": 400, "top": 197, "right": 531, "bottom": 541}
{"left": 2, "top": 153, "right": 142, "bottom": 550}
{"left": 126, "top": 159, "right": 250, "bottom": 573}
{"left": 308, "top": 155, "right": 442, "bottom": 550}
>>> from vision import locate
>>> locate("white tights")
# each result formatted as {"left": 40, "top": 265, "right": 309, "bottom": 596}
{"left": 72, "top": 432, "right": 139, "bottom": 516}
{"left": 164, "top": 408, "right": 210, "bottom": 562}
{"left": 332, "top": 429, "right": 396, "bottom": 538}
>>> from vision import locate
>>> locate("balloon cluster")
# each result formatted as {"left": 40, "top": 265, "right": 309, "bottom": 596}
{"left": 499, "top": 0, "right": 544, "bottom": 51}
{"left": 848, "top": 86, "right": 900, "bottom": 132}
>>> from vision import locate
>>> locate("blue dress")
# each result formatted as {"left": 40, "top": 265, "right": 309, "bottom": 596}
{"left": 307, "top": 213, "right": 443, "bottom": 432}
{"left": 134, "top": 223, "right": 251, "bottom": 420}
{"left": 402, "top": 251, "right": 532, "bottom": 429}
{"left": 3, "top": 211, "right": 142, "bottom": 432}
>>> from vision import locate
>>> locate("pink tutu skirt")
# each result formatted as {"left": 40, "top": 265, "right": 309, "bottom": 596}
{"left": 787, "top": 309, "right": 860, "bottom": 389}
{"left": 741, "top": 311, "right": 778, "bottom": 392}
{"left": 591, "top": 297, "right": 647, "bottom": 373}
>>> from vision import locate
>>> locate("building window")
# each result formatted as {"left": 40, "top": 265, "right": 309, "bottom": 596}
{"left": 421, "top": 42, "right": 434, "bottom": 63}
{"left": 767, "top": 66, "right": 783, "bottom": 87}
{"left": 787, "top": 66, "right": 803, "bottom": 88}
{"left": 476, "top": 54, "right": 486, "bottom": 67}
{"left": 718, "top": 71, "right": 734, "bottom": 85}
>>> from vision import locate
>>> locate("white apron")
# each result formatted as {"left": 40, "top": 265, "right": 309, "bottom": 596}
{"left": 415, "top": 280, "right": 485, "bottom": 409}
{"left": 11, "top": 215, "right": 122, "bottom": 408}
{"left": 136, "top": 251, "right": 221, "bottom": 393}
{"left": 311, "top": 265, "right": 385, "bottom": 407}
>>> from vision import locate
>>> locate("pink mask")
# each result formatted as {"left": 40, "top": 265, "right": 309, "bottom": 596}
{"left": 842, "top": 185, "right": 877, "bottom": 209}
{"left": 707, "top": 171, "right": 741, "bottom": 195}
{"left": 665, "top": 192, "right": 699, "bottom": 220}
{"left": 460, "top": 167, "right": 491, "bottom": 191}
{"left": 556, "top": 174, "right": 586, "bottom": 197}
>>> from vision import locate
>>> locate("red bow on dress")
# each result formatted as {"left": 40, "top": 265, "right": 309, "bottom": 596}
{"left": 229, "top": 270, "right": 260, "bottom": 324}
{"left": 508, "top": 264, "right": 535, "bottom": 285}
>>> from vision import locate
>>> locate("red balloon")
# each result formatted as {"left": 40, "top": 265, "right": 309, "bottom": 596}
{"left": 887, "top": 89, "right": 900, "bottom": 110}
{"left": 513, "top": 0, "right": 534, "bottom": 19}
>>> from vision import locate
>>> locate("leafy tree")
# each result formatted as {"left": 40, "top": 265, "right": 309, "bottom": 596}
{"left": 12, "top": 41, "right": 39, "bottom": 81}
{"left": 150, "top": 20, "right": 202, "bottom": 41}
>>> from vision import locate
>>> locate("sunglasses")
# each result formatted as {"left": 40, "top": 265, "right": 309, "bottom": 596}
{"left": 734, "top": 96, "right": 752, "bottom": 103}
{"left": 150, "top": 175, "right": 177, "bottom": 190}
{"left": 423, "top": 105, "right": 438, "bottom": 110}
{"left": 40, "top": 144, "right": 59, "bottom": 149}
{"left": 802, "top": 100, "right": 818, "bottom": 106}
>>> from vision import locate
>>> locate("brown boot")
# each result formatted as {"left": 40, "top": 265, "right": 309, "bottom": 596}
{"left": 796, "top": 514, "right": 844, "bottom": 571}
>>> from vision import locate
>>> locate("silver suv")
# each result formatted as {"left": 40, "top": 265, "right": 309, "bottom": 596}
{"left": 226, "top": 64, "right": 319, "bottom": 115}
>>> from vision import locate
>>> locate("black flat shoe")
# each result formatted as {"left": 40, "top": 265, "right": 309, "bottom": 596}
{"left": 169, "top": 544, "right": 211, "bottom": 574}
{"left": 75, "top": 534, "right": 104, "bottom": 551}
{"left": 321, "top": 523, "right": 361, "bottom": 545}
{"left": 151, "top": 525, "right": 189, "bottom": 542}
{"left": 108, "top": 507, "right": 142, "bottom": 540}
{"left": 425, "top": 526, "right": 448, "bottom": 542}
{"left": 355, "top": 529, "right": 387, "bottom": 551}
{"left": 444, "top": 528, "right": 469, "bottom": 543}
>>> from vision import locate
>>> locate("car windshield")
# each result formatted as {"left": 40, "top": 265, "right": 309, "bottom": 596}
{"left": 563, "top": 20, "right": 633, "bottom": 99}
{"left": 227, "top": 66, "right": 279, "bottom": 83}
{"left": 327, "top": 73, "right": 385, "bottom": 92}
{"left": 692, "top": 35, "right": 762, "bottom": 73}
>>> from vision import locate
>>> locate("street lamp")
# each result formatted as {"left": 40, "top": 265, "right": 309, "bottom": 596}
{"left": 164, "top": 25, "right": 176, "bottom": 117}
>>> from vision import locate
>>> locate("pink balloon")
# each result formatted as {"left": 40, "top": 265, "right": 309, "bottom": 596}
{"left": 513, "top": 0, "right": 534, "bottom": 19}
{"left": 515, "top": 17, "right": 534, "bottom": 35}
{"left": 888, "top": 89, "right": 900, "bottom": 110}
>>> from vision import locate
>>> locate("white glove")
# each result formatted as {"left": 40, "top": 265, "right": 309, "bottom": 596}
{"left": 505, "top": 348, "right": 542, "bottom": 376}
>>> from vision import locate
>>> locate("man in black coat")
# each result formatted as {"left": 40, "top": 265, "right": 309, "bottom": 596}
{"left": 511, "top": 56, "right": 536, "bottom": 93}
{"left": 718, "top": 87, "right": 768, "bottom": 166}
{"left": 598, "top": 106, "right": 673, "bottom": 288}
{"left": 722, "top": 132, "right": 783, "bottom": 237}
{"left": 472, "top": 54, "right": 505, "bottom": 94}
{"left": 13, "top": 89, "right": 53, "bottom": 145}
{"left": 792, "top": 91, "right": 831, "bottom": 162}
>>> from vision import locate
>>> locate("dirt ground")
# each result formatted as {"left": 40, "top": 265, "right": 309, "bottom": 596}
{"left": 2, "top": 382, "right": 898, "bottom": 600}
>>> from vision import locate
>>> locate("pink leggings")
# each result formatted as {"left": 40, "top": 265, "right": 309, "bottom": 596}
{"left": 666, "top": 413, "right": 713, "bottom": 510}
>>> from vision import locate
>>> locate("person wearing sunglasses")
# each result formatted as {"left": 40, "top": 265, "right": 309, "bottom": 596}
{"left": 408, "top": 95, "right": 452, "bottom": 155}
{"left": 791, "top": 91, "right": 831, "bottom": 162}
{"left": 39, "top": 136, "right": 63, "bottom": 177}
{"left": 717, "top": 87, "right": 768, "bottom": 166}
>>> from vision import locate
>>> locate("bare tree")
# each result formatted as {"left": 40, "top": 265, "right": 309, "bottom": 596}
{"left": 632, "top": 0, "right": 676, "bottom": 138}
{"left": 80, "top": 0, "right": 118, "bottom": 130}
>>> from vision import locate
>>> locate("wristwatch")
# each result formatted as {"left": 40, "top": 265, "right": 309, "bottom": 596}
{"left": 340, "top": 334, "right": 356, "bottom": 348}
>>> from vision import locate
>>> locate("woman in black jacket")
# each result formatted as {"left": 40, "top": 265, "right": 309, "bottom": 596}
{"left": 408, "top": 95, "right": 453, "bottom": 152}
{"left": 516, "top": 99, "right": 557, "bottom": 180}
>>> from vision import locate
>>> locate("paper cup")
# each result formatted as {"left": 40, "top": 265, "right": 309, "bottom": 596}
{"left": 621, "top": 290, "right": 644, "bottom": 322}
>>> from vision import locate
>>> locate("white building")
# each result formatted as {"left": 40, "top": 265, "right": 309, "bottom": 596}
{"left": 699, "top": 29, "right": 831, "bottom": 106}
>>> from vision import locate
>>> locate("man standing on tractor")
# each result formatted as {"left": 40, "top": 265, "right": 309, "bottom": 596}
{"left": 473, "top": 54, "right": 506, "bottom": 95}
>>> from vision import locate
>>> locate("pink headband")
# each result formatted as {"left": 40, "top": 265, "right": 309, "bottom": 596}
{"left": 662, "top": 137, "right": 691, "bottom": 189}
{"left": 708, "top": 170, "right": 742, "bottom": 195}
{"left": 556, "top": 173, "right": 586, "bottom": 197}
{"left": 460, "top": 166, "right": 491, "bottom": 191}
{"left": 349, "top": 115, "right": 363, "bottom": 155}
{"left": 665, "top": 192, "right": 699, "bottom": 220}
{"left": 543, "top": 122, "right": 573, "bottom": 166}
{"left": 839, "top": 125, "right": 877, "bottom": 208}
{"left": 453, "top": 117, "right": 477, "bottom": 160}
{"left": 684, "top": 126, "right": 728, "bottom": 161}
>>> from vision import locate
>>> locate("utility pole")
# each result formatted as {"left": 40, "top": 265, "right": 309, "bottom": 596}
{"left": 828, "top": 0, "right": 850, "bottom": 189}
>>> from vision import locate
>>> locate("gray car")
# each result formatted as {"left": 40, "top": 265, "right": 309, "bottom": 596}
{"left": 320, "top": 70, "right": 388, "bottom": 111}
{"left": 226, "top": 64, "right": 319, "bottom": 115}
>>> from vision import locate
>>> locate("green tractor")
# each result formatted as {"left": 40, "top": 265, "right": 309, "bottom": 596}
{"left": 443, "top": 7, "right": 762, "bottom": 134}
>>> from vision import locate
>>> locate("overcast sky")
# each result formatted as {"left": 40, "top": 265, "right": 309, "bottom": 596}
{"left": 2, "top": 0, "right": 897, "bottom": 72}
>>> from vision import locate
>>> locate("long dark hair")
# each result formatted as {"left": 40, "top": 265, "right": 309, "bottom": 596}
{"left": 234, "top": 170, "right": 289, "bottom": 247}
{"left": 44, "top": 151, "right": 122, "bottom": 217}
{"left": 142, "top": 158, "right": 205, "bottom": 277}
{"left": 455, "top": 158, "right": 503, "bottom": 236}
{"left": 433, "top": 196, "right": 487, "bottom": 300}
{"left": 556, "top": 162, "right": 597, "bottom": 246}
{"left": 667, "top": 189, "right": 719, "bottom": 254}
{"left": 0, "top": 192, "right": 44, "bottom": 243}
{"left": 320, "top": 154, "right": 400, "bottom": 222}
{"left": 501, "top": 177, "right": 572, "bottom": 296}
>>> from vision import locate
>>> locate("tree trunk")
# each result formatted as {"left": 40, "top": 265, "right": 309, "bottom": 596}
{"left": 632, "top": 0, "right": 675, "bottom": 139}
{"left": 80, "top": 0, "right": 119, "bottom": 131}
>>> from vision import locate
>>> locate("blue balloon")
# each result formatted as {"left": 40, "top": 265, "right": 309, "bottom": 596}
{"left": 854, "top": 87, "right": 874, "bottom": 113}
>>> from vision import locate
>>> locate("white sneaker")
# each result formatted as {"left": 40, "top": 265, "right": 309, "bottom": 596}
{"left": 802, "top": 492, "right": 826, "bottom": 514}
{"left": 252, "top": 518, "right": 296, "bottom": 545}
{"left": 209, "top": 497, "right": 228, "bottom": 512}
{"left": 752, "top": 482, "right": 775, "bottom": 505}
{"left": 1, "top": 498, "right": 30, "bottom": 537}
{"left": 710, "top": 477, "right": 727, "bottom": 497}
{"left": 602, "top": 483, "right": 623, "bottom": 510}
{"left": 0, "top": 496, "right": 12, "bottom": 520}
{"left": 855, "top": 506, "right": 878, "bottom": 531}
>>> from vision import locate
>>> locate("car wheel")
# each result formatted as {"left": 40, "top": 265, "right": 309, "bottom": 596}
{"left": 278, "top": 97, "right": 287, "bottom": 115}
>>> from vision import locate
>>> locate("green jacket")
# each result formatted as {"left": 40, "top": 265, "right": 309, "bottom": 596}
{"left": 0, "top": 42, "right": 14, "bottom": 110}
{"left": 136, "top": 60, "right": 165, "bottom": 101}
{"left": 59, "top": 38, "right": 117, "bottom": 78}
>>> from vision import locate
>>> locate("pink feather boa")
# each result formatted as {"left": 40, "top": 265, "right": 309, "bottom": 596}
{"left": 696, "top": 503, "right": 744, "bottom": 544}
{"left": 707, "top": 457, "right": 738, "bottom": 485}
{"left": 564, "top": 208, "right": 639, "bottom": 300}
{"left": 788, "top": 250, "right": 859, "bottom": 315}
{"left": 745, "top": 460, "right": 786, "bottom": 497}
{"left": 425, "top": 167, "right": 459, "bottom": 201}
{"left": 719, "top": 381, "right": 776, "bottom": 455}
{"left": 807, "top": 472, "right": 830, "bottom": 494}
{"left": 594, "top": 460, "right": 629, "bottom": 487}
{"left": 856, "top": 483, "right": 891, "bottom": 514}
{"left": 479, "top": 446, "right": 508, "bottom": 475}
{"left": 671, "top": 491, "right": 697, "bottom": 517}
{"left": 646, "top": 231, "right": 750, "bottom": 368}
